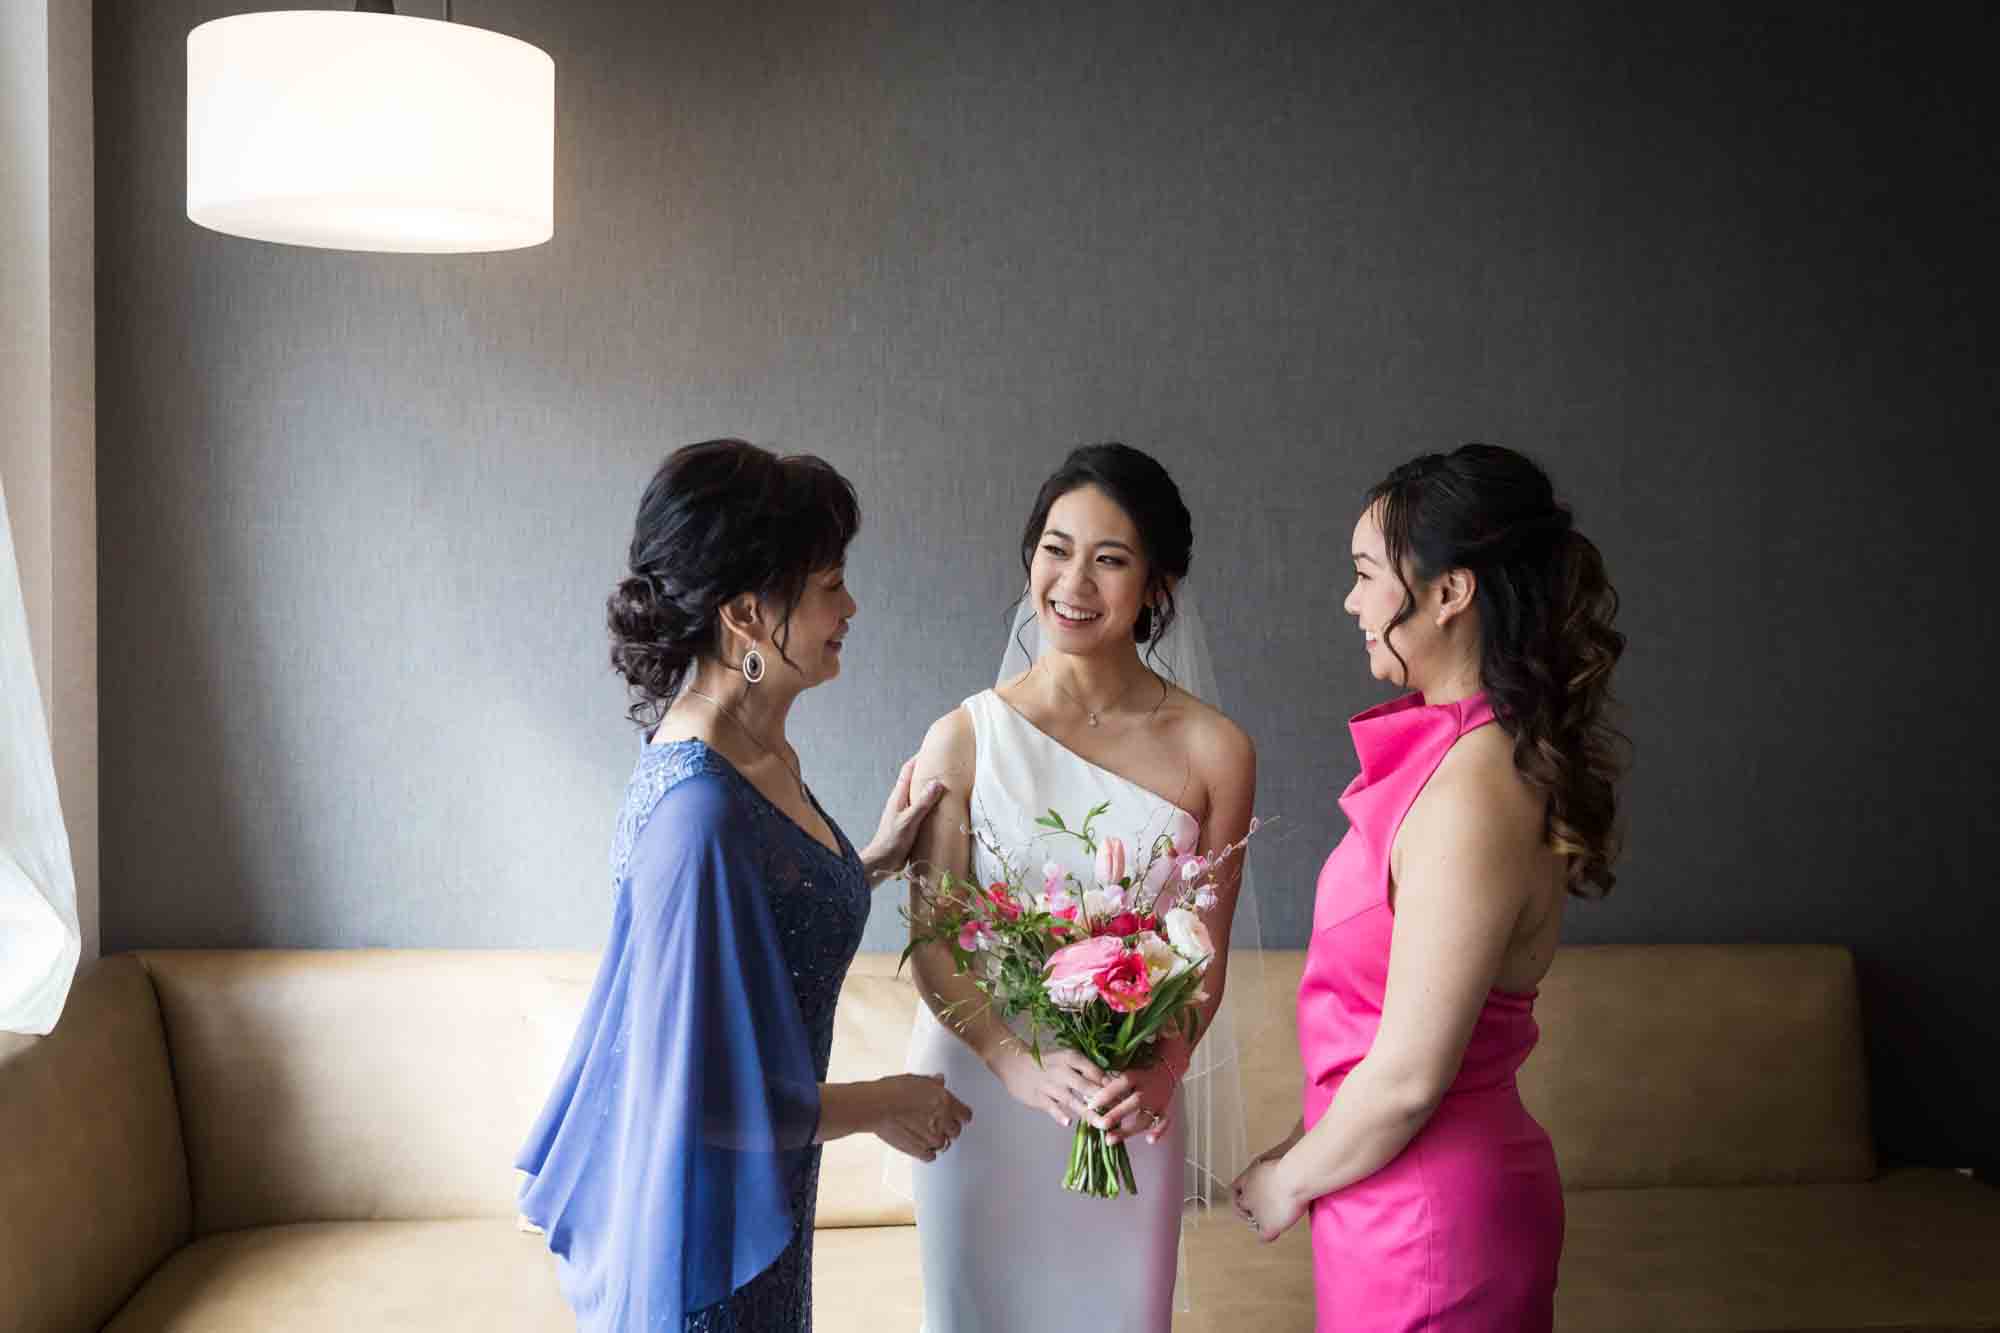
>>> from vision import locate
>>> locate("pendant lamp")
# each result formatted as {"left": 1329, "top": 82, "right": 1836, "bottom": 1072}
{"left": 186, "top": 2, "right": 554, "bottom": 252}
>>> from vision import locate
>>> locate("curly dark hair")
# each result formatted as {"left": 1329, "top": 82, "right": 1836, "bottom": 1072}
{"left": 1018, "top": 442, "right": 1194, "bottom": 649}
{"left": 1368, "top": 443, "right": 1628, "bottom": 897}
{"left": 608, "top": 439, "right": 859, "bottom": 727}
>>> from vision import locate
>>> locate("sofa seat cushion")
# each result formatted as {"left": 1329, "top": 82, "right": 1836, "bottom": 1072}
{"left": 808, "top": 1212, "right": 1318, "bottom": 1333}
{"left": 1557, "top": 1170, "right": 2000, "bottom": 1331}
{"left": 102, "top": 1221, "right": 571, "bottom": 1333}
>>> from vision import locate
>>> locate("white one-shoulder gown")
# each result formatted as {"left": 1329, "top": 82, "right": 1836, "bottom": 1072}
{"left": 908, "top": 690, "right": 1193, "bottom": 1333}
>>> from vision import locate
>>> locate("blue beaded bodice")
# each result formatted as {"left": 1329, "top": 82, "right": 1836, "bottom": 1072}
{"left": 615, "top": 739, "right": 869, "bottom": 1333}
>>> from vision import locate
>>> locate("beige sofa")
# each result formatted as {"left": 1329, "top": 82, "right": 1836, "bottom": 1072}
{"left": 4, "top": 945, "right": 1998, "bottom": 1332}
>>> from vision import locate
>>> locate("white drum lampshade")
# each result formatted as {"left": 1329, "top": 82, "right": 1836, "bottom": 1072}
{"left": 187, "top": 10, "right": 554, "bottom": 252}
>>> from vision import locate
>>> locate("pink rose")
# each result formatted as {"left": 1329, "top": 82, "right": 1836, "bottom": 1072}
{"left": 1094, "top": 948, "right": 1152, "bottom": 1014}
{"left": 1094, "top": 837, "right": 1127, "bottom": 887}
{"left": 1044, "top": 935, "right": 1123, "bottom": 1009}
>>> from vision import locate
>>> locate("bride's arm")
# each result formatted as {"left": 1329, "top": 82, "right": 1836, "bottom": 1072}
{"left": 907, "top": 708, "right": 1109, "bottom": 1123}
{"left": 904, "top": 709, "right": 1004, "bottom": 1053}
{"left": 1091, "top": 716, "right": 1257, "bottom": 1142}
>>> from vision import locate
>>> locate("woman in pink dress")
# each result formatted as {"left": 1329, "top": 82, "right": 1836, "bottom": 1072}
{"left": 1233, "top": 443, "right": 1626, "bottom": 1331}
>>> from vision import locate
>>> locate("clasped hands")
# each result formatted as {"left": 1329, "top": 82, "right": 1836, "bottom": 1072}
{"left": 989, "top": 1043, "right": 1180, "bottom": 1145}
{"left": 1232, "top": 1128, "right": 1308, "bottom": 1243}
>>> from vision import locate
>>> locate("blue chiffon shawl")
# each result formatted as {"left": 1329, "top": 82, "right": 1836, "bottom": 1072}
{"left": 516, "top": 767, "right": 820, "bottom": 1329}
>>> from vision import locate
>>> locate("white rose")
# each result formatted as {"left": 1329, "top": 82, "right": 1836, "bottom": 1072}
{"left": 1164, "top": 908, "right": 1214, "bottom": 972}
{"left": 1082, "top": 887, "right": 1119, "bottom": 920}
{"left": 1135, "top": 933, "right": 1180, "bottom": 984}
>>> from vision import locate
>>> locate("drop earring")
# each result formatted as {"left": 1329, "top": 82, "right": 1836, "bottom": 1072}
{"left": 742, "top": 648, "right": 766, "bottom": 684}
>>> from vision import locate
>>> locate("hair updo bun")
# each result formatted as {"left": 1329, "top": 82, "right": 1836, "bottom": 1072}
{"left": 610, "top": 439, "right": 859, "bottom": 726}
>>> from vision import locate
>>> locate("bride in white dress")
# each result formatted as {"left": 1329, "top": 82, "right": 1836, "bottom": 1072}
{"left": 904, "top": 445, "right": 1259, "bottom": 1332}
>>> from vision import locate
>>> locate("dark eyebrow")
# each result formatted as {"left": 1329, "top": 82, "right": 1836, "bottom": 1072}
{"left": 1353, "top": 552, "right": 1377, "bottom": 564}
{"left": 1044, "top": 528, "right": 1136, "bottom": 555}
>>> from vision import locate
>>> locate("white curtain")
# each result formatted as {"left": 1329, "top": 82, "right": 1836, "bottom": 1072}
{"left": 0, "top": 471, "right": 80, "bottom": 1035}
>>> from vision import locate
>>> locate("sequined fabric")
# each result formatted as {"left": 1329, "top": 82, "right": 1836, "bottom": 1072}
{"left": 620, "top": 741, "right": 868, "bottom": 1333}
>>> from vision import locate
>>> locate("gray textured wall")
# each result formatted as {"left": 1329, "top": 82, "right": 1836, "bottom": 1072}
{"left": 98, "top": 1, "right": 1991, "bottom": 1170}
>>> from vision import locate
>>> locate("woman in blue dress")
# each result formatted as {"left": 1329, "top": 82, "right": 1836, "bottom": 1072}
{"left": 517, "top": 439, "right": 973, "bottom": 1332}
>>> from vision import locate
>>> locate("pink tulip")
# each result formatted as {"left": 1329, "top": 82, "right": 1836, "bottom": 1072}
{"left": 1094, "top": 837, "right": 1127, "bottom": 887}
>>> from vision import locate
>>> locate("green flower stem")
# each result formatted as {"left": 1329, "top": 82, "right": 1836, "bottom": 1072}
{"left": 1062, "top": 1122, "right": 1140, "bottom": 1200}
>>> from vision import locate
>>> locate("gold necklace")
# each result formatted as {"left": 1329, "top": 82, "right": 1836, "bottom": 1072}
{"left": 683, "top": 687, "right": 808, "bottom": 800}
{"left": 1036, "top": 661, "right": 1164, "bottom": 728}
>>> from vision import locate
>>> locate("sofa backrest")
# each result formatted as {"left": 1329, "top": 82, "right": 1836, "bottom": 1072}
{"left": 0, "top": 957, "right": 192, "bottom": 1333}
{"left": 138, "top": 948, "right": 599, "bottom": 1234}
{"left": 114, "top": 939, "right": 1872, "bottom": 1240}
{"left": 1233, "top": 943, "right": 1873, "bottom": 1189}
{"left": 823, "top": 943, "right": 1872, "bottom": 1212}
{"left": 1517, "top": 943, "right": 1874, "bottom": 1187}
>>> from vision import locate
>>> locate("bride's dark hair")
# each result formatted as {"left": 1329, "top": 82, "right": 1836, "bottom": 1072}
{"left": 1017, "top": 443, "right": 1193, "bottom": 649}
{"left": 1368, "top": 444, "right": 1628, "bottom": 897}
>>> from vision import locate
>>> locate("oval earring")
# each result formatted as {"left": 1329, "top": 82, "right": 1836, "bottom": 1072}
{"left": 742, "top": 648, "right": 766, "bottom": 685}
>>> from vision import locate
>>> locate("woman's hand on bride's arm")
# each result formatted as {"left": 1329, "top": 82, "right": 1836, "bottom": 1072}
{"left": 1086, "top": 1058, "right": 1181, "bottom": 1145}
{"left": 859, "top": 755, "right": 948, "bottom": 886}
{"left": 986, "top": 1041, "right": 1107, "bottom": 1127}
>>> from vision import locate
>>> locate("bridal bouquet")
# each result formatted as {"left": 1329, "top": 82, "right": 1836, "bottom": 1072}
{"left": 902, "top": 801, "right": 1259, "bottom": 1199}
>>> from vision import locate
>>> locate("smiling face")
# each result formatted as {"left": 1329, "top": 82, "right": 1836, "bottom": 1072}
{"left": 1344, "top": 501, "right": 1447, "bottom": 689}
{"left": 771, "top": 564, "right": 857, "bottom": 689}
{"left": 1029, "top": 485, "right": 1154, "bottom": 652}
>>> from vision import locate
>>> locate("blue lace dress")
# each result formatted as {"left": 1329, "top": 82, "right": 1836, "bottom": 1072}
{"left": 516, "top": 739, "right": 870, "bottom": 1333}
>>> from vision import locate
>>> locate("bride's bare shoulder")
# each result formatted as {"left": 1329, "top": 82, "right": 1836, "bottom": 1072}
{"left": 1160, "top": 681, "right": 1255, "bottom": 777}
{"left": 915, "top": 700, "right": 978, "bottom": 784}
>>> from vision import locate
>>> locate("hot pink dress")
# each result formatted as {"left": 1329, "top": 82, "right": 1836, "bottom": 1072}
{"left": 1296, "top": 691, "right": 1563, "bottom": 1331}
